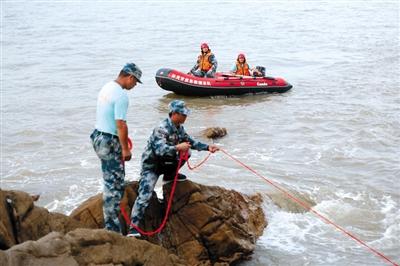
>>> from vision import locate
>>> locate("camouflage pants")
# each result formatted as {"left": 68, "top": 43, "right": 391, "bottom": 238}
{"left": 192, "top": 69, "right": 215, "bottom": 78}
{"left": 90, "top": 129, "right": 124, "bottom": 233}
{"left": 130, "top": 160, "right": 186, "bottom": 226}
{"left": 130, "top": 169, "right": 159, "bottom": 226}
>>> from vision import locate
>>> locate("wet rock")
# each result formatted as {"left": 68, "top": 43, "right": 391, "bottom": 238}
{"left": 0, "top": 189, "right": 85, "bottom": 250}
{"left": 71, "top": 180, "right": 266, "bottom": 265}
{"left": 202, "top": 127, "right": 227, "bottom": 139}
{"left": 1, "top": 181, "right": 266, "bottom": 265}
{"left": 161, "top": 181, "right": 266, "bottom": 265}
{"left": 266, "top": 190, "right": 316, "bottom": 213}
{"left": 0, "top": 190, "right": 16, "bottom": 249}
{"left": 0, "top": 228, "right": 183, "bottom": 266}
{"left": 69, "top": 192, "right": 107, "bottom": 230}
{"left": 69, "top": 182, "right": 143, "bottom": 233}
{"left": 31, "top": 195, "right": 40, "bottom": 202}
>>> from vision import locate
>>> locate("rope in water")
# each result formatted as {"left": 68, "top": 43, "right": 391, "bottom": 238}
{"left": 219, "top": 148, "right": 398, "bottom": 266}
{"left": 120, "top": 140, "right": 397, "bottom": 265}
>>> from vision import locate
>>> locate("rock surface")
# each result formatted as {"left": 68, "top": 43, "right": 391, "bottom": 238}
{"left": 266, "top": 190, "right": 316, "bottom": 213}
{"left": 1, "top": 228, "right": 183, "bottom": 266}
{"left": 0, "top": 189, "right": 84, "bottom": 250}
{"left": 1, "top": 180, "right": 266, "bottom": 265}
{"left": 71, "top": 180, "right": 266, "bottom": 265}
{"left": 202, "top": 127, "right": 227, "bottom": 139}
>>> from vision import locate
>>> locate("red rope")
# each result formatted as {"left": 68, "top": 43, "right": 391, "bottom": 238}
{"left": 186, "top": 152, "right": 212, "bottom": 170}
{"left": 120, "top": 151, "right": 186, "bottom": 236}
{"left": 219, "top": 148, "right": 398, "bottom": 266}
{"left": 119, "top": 139, "right": 397, "bottom": 265}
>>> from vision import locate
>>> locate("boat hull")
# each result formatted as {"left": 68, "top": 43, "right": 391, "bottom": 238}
{"left": 155, "top": 68, "right": 292, "bottom": 96}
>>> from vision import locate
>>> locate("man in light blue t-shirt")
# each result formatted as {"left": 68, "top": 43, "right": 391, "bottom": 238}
{"left": 90, "top": 62, "right": 142, "bottom": 233}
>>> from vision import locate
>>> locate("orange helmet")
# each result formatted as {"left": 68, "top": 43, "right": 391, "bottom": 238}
{"left": 201, "top": 43, "right": 209, "bottom": 49}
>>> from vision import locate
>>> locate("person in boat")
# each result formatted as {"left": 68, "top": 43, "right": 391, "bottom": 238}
{"left": 127, "top": 100, "right": 219, "bottom": 237}
{"left": 90, "top": 62, "right": 142, "bottom": 233}
{"left": 190, "top": 43, "right": 218, "bottom": 78}
{"left": 230, "top": 53, "right": 263, "bottom": 77}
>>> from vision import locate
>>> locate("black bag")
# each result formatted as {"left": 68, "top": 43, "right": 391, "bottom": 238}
{"left": 157, "top": 153, "right": 189, "bottom": 180}
{"left": 157, "top": 154, "right": 179, "bottom": 176}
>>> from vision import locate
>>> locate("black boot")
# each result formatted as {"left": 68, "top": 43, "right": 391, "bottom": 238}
{"left": 163, "top": 173, "right": 187, "bottom": 183}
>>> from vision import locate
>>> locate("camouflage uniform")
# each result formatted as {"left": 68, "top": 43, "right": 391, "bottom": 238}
{"left": 91, "top": 62, "right": 142, "bottom": 233}
{"left": 130, "top": 113, "right": 209, "bottom": 226}
{"left": 90, "top": 129, "right": 125, "bottom": 232}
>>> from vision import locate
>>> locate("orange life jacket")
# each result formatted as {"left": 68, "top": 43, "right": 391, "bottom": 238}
{"left": 197, "top": 50, "right": 214, "bottom": 71}
{"left": 235, "top": 62, "right": 250, "bottom": 76}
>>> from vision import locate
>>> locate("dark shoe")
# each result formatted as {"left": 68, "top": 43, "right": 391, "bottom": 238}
{"left": 126, "top": 227, "right": 141, "bottom": 238}
{"left": 177, "top": 173, "right": 187, "bottom": 181}
{"left": 163, "top": 173, "right": 187, "bottom": 184}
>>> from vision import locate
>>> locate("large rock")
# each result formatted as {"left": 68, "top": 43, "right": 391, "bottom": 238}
{"left": 266, "top": 190, "right": 316, "bottom": 213}
{"left": 0, "top": 228, "right": 183, "bottom": 266}
{"left": 0, "top": 189, "right": 84, "bottom": 250}
{"left": 0, "top": 190, "right": 17, "bottom": 249}
{"left": 202, "top": 127, "right": 227, "bottom": 139}
{"left": 70, "top": 182, "right": 144, "bottom": 233}
{"left": 71, "top": 180, "right": 267, "bottom": 265}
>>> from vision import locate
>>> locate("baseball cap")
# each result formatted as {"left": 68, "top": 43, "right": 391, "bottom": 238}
{"left": 122, "top": 62, "right": 142, "bottom": 83}
{"left": 169, "top": 100, "right": 191, "bottom": 116}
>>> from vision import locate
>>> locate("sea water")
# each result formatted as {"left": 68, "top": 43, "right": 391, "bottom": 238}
{"left": 2, "top": 1, "right": 399, "bottom": 265}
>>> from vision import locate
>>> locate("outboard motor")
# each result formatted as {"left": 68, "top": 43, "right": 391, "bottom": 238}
{"left": 254, "top": 66, "right": 266, "bottom": 77}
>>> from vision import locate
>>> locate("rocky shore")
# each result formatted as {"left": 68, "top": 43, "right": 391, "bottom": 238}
{"left": 0, "top": 180, "right": 267, "bottom": 265}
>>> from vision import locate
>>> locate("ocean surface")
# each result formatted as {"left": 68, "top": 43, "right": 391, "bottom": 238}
{"left": 2, "top": 1, "right": 399, "bottom": 265}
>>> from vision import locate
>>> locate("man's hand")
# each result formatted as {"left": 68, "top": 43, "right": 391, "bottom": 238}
{"left": 176, "top": 142, "right": 191, "bottom": 152}
{"left": 208, "top": 144, "right": 219, "bottom": 153}
{"left": 116, "top": 119, "right": 131, "bottom": 161}
{"left": 122, "top": 148, "right": 132, "bottom": 161}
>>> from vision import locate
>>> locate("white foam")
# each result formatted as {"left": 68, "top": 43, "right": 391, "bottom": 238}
{"left": 334, "top": 189, "right": 364, "bottom": 201}
{"left": 80, "top": 159, "right": 96, "bottom": 168}
{"left": 258, "top": 191, "right": 399, "bottom": 264}
{"left": 258, "top": 196, "right": 325, "bottom": 255}
{"left": 45, "top": 200, "right": 60, "bottom": 212}
{"left": 369, "top": 195, "right": 400, "bottom": 249}
{"left": 258, "top": 211, "right": 307, "bottom": 254}
{"left": 380, "top": 195, "right": 397, "bottom": 215}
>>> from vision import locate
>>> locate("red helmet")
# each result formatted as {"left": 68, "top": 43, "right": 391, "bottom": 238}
{"left": 238, "top": 53, "right": 246, "bottom": 60}
{"left": 201, "top": 43, "right": 209, "bottom": 49}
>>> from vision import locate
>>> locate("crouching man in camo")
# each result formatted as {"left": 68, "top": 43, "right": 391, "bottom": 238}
{"left": 127, "top": 100, "right": 219, "bottom": 237}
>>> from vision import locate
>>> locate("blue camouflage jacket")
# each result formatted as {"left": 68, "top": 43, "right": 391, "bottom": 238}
{"left": 141, "top": 117, "right": 209, "bottom": 171}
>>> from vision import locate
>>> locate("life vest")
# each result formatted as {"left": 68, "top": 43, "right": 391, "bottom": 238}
{"left": 197, "top": 50, "right": 214, "bottom": 71}
{"left": 235, "top": 62, "right": 250, "bottom": 76}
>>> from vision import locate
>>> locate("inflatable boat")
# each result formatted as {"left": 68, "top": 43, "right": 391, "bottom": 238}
{"left": 155, "top": 68, "right": 292, "bottom": 96}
